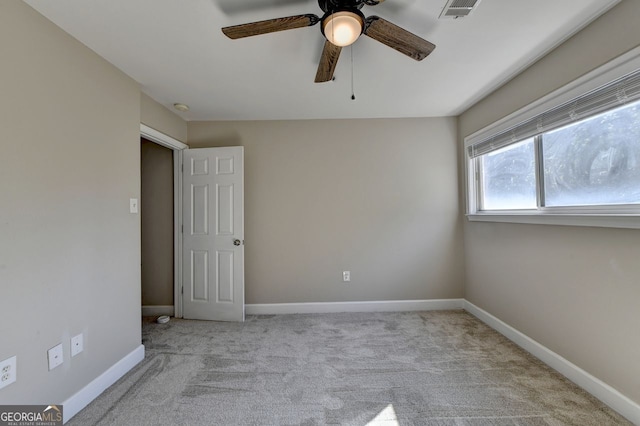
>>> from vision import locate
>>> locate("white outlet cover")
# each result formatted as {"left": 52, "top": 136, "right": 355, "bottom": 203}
{"left": 48, "top": 344, "right": 64, "bottom": 371}
{"left": 0, "top": 356, "right": 17, "bottom": 390}
{"left": 71, "top": 334, "right": 83, "bottom": 357}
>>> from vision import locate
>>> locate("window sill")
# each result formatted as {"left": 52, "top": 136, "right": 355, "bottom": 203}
{"left": 466, "top": 212, "right": 640, "bottom": 229}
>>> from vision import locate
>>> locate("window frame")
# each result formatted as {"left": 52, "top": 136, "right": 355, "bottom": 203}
{"left": 465, "top": 47, "right": 640, "bottom": 229}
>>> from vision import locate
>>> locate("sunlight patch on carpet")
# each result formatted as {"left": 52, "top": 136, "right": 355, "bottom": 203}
{"left": 366, "top": 404, "right": 399, "bottom": 425}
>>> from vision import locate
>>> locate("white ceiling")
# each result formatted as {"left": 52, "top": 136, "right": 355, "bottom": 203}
{"left": 24, "top": 0, "right": 620, "bottom": 121}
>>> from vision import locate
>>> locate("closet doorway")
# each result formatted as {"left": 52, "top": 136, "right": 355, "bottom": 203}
{"left": 141, "top": 137, "right": 174, "bottom": 316}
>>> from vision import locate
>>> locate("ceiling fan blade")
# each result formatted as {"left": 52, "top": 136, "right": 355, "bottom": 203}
{"left": 222, "top": 14, "right": 320, "bottom": 39}
{"left": 315, "top": 40, "right": 342, "bottom": 83}
{"left": 364, "top": 16, "right": 435, "bottom": 61}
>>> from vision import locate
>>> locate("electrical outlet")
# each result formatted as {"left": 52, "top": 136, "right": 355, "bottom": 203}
{"left": 48, "top": 344, "right": 64, "bottom": 371}
{"left": 71, "top": 334, "right": 83, "bottom": 357}
{"left": 0, "top": 356, "right": 17, "bottom": 390}
{"left": 343, "top": 271, "right": 351, "bottom": 282}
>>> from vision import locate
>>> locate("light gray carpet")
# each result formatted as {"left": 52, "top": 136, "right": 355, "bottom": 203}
{"left": 68, "top": 311, "right": 630, "bottom": 425}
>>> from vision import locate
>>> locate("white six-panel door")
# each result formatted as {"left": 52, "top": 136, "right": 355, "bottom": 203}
{"left": 182, "top": 147, "right": 244, "bottom": 321}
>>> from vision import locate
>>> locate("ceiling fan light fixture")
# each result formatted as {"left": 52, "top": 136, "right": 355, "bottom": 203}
{"left": 323, "top": 11, "right": 363, "bottom": 47}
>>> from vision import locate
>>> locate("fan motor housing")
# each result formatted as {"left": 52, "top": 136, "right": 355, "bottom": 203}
{"left": 318, "top": 0, "right": 366, "bottom": 13}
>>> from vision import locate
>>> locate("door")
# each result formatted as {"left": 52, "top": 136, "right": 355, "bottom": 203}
{"left": 182, "top": 147, "right": 244, "bottom": 321}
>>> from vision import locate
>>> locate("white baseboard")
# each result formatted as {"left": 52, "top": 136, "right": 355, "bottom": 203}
{"left": 62, "top": 345, "right": 145, "bottom": 424}
{"left": 245, "top": 299, "right": 464, "bottom": 315}
{"left": 141, "top": 305, "right": 174, "bottom": 317}
{"left": 463, "top": 300, "right": 640, "bottom": 425}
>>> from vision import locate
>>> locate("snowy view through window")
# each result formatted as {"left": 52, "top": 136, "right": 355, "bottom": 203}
{"left": 543, "top": 100, "right": 640, "bottom": 206}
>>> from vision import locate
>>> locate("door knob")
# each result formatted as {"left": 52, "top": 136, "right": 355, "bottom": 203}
{"left": 233, "top": 239, "right": 241, "bottom": 246}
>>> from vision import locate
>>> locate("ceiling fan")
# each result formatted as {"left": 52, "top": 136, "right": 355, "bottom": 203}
{"left": 221, "top": 0, "right": 436, "bottom": 83}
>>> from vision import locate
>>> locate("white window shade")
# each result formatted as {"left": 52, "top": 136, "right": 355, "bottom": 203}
{"left": 468, "top": 68, "right": 640, "bottom": 158}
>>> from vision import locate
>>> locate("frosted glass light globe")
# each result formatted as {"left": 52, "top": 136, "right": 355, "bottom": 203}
{"left": 323, "top": 11, "right": 363, "bottom": 47}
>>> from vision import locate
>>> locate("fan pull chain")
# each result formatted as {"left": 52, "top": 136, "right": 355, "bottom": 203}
{"left": 350, "top": 45, "right": 356, "bottom": 101}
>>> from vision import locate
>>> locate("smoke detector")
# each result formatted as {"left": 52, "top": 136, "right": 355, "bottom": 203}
{"left": 439, "top": 0, "right": 481, "bottom": 19}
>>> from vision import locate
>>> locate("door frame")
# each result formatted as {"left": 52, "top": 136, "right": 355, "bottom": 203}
{"left": 140, "top": 124, "right": 188, "bottom": 318}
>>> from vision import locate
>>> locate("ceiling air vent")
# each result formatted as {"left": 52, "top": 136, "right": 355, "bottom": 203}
{"left": 438, "top": 0, "right": 481, "bottom": 19}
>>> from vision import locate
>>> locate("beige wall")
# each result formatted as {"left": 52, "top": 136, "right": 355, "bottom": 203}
{"left": 0, "top": 1, "right": 141, "bottom": 404}
{"left": 140, "top": 93, "right": 187, "bottom": 143}
{"left": 459, "top": 0, "right": 640, "bottom": 404}
{"left": 141, "top": 139, "right": 174, "bottom": 306}
{"left": 188, "top": 118, "right": 464, "bottom": 304}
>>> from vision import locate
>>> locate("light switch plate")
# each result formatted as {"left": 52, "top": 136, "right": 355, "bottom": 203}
{"left": 48, "top": 344, "right": 64, "bottom": 371}
{"left": 129, "top": 198, "right": 139, "bottom": 214}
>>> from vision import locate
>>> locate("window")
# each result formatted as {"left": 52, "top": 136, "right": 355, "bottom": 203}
{"left": 466, "top": 57, "right": 640, "bottom": 228}
{"left": 542, "top": 101, "right": 640, "bottom": 207}
{"left": 480, "top": 138, "right": 536, "bottom": 210}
